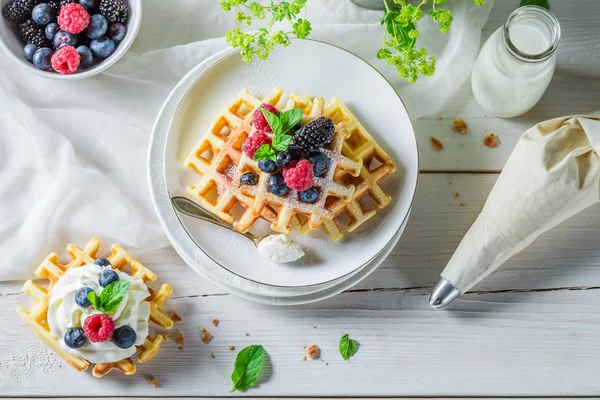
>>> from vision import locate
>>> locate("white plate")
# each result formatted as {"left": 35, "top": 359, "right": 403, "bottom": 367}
{"left": 150, "top": 48, "right": 375, "bottom": 299}
{"left": 164, "top": 40, "right": 419, "bottom": 288}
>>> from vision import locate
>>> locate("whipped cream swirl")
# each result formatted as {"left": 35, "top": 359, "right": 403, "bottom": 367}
{"left": 48, "top": 264, "right": 150, "bottom": 364}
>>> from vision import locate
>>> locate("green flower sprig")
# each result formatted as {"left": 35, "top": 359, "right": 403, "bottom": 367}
{"left": 220, "top": 0, "right": 311, "bottom": 62}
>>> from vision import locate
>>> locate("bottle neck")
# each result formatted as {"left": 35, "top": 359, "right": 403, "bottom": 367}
{"left": 502, "top": 6, "right": 561, "bottom": 64}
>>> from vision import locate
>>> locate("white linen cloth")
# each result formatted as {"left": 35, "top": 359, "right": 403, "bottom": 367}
{"left": 0, "top": 0, "right": 491, "bottom": 281}
{"left": 442, "top": 113, "right": 600, "bottom": 292}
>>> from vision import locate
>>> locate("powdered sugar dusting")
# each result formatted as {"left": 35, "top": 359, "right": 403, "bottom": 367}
{"left": 0, "top": 341, "right": 67, "bottom": 384}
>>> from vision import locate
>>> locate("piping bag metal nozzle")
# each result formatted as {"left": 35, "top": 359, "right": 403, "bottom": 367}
{"left": 429, "top": 278, "right": 461, "bottom": 310}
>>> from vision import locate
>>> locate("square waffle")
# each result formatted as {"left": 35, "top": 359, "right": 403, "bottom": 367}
{"left": 16, "top": 238, "right": 174, "bottom": 378}
{"left": 183, "top": 88, "right": 396, "bottom": 241}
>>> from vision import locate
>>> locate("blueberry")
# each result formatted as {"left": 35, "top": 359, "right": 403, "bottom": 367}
{"left": 287, "top": 144, "right": 302, "bottom": 160}
{"left": 268, "top": 173, "right": 289, "bottom": 196}
{"left": 308, "top": 152, "right": 330, "bottom": 177}
{"left": 90, "top": 37, "right": 115, "bottom": 58}
{"left": 45, "top": 22, "right": 58, "bottom": 40}
{"left": 75, "top": 287, "right": 94, "bottom": 307}
{"left": 99, "top": 269, "right": 119, "bottom": 287}
{"left": 276, "top": 151, "right": 291, "bottom": 168}
{"left": 24, "top": 43, "right": 37, "bottom": 61}
{"left": 77, "top": 45, "right": 94, "bottom": 69}
{"left": 64, "top": 328, "right": 86, "bottom": 349}
{"left": 94, "top": 257, "right": 112, "bottom": 268}
{"left": 32, "top": 3, "right": 55, "bottom": 25}
{"left": 299, "top": 187, "right": 319, "bottom": 203}
{"left": 258, "top": 159, "right": 276, "bottom": 173}
{"left": 53, "top": 30, "right": 78, "bottom": 49}
{"left": 79, "top": 0, "right": 98, "bottom": 12}
{"left": 112, "top": 325, "right": 137, "bottom": 349}
{"left": 240, "top": 172, "right": 259, "bottom": 185}
{"left": 32, "top": 47, "right": 53, "bottom": 70}
{"left": 85, "top": 14, "right": 107, "bottom": 39}
{"left": 108, "top": 22, "right": 126, "bottom": 42}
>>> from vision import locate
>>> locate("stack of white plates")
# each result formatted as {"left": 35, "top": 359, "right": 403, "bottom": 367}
{"left": 148, "top": 41, "right": 419, "bottom": 305}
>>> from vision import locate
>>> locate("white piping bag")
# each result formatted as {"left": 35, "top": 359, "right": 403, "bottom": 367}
{"left": 430, "top": 112, "right": 600, "bottom": 309}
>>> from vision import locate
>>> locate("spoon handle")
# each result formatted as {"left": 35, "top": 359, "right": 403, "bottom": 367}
{"left": 171, "top": 196, "right": 261, "bottom": 247}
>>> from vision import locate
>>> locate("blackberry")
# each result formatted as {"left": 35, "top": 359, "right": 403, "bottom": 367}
{"left": 18, "top": 19, "right": 50, "bottom": 47}
{"left": 293, "top": 117, "right": 335, "bottom": 153}
{"left": 2, "top": 0, "right": 36, "bottom": 23}
{"left": 99, "top": 0, "right": 127, "bottom": 23}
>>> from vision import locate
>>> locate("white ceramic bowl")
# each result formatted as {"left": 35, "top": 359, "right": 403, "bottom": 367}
{"left": 0, "top": 0, "right": 141, "bottom": 79}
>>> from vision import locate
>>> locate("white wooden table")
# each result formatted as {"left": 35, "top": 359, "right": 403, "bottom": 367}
{"left": 1, "top": 1, "right": 599, "bottom": 398}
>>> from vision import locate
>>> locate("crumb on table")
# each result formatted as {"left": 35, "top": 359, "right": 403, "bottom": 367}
{"left": 454, "top": 192, "right": 459, "bottom": 197}
{"left": 483, "top": 133, "right": 499, "bottom": 148}
{"left": 438, "top": 116, "right": 444, "bottom": 120}
{"left": 201, "top": 328, "right": 213, "bottom": 344}
{"left": 452, "top": 118, "right": 468, "bottom": 134}
{"left": 301, "top": 356, "right": 307, "bottom": 361}
{"left": 431, "top": 137, "right": 444, "bottom": 151}
{"left": 312, "top": 325, "right": 317, "bottom": 329}
{"left": 162, "top": 333, "right": 171, "bottom": 342}
{"left": 170, "top": 313, "right": 183, "bottom": 324}
{"left": 174, "top": 333, "right": 184, "bottom": 350}
{"left": 306, "top": 344, "right": 320, "bottom": 360}
{"left": 146, "top": 375, "right": 159, "bottom": 388}
{"left": 211, "top": 318, "right": 219, "bottom": 327}
{"left": 460, "top": 202, "right": 467, "bottom": 207}
{"left": 244, "top": 332, "right": 249, "bottom": 337}
{"left": 209, "top": 352, "right": 216, "bottom": 359}
{"left": 228, "top": 345, "right": 235, "bottom": 351}
{"left": 448, "top": 181, "right": 452, "bottom": 185}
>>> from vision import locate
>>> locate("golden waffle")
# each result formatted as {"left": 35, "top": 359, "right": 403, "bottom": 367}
{"left": 184, "top": 88, "right": 362, "bottom": 238}
{"left": 16, "top": 238, "right": 174, "bottom": 378}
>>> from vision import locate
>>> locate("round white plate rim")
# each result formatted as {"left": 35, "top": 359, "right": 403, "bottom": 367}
{"left": 163, "top": 39, "right": 419, "bottom": 288}
{"left": 149, "top": 47, "right": 378, "bottom": 298}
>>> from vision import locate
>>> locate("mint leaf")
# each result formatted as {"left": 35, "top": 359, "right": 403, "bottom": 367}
{"left": 280, "top": 108, "right": 303, "bottom": 134}
{"left": 253, "top": 144, "right": 277, "bottom": 162}
{"left": 87, "top": 291, "right": 100, "bottom": 311}
{"left": 98, "top": 281, "right": 130, "bottom": 314}
{"left": 260, "top": 107, "right": 282, "bottom": 136}
{"left": 519, "top": 0, "right": 549, "bottom": 9}
{"left": 231, "top": 345, "right": 266, "bottom": 392}
{"left": 272, "top": 133, "right": 292, "bottom": 152}
{"left": 339, "top": 334, "right": 359, "bottom": 361}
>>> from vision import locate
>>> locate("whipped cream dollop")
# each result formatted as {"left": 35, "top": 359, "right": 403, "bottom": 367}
{"left": 257, "top": 234, "right": 305, "bottom": 263}
{"left": 48, "top": 264, "right": 150, "bottom": 364}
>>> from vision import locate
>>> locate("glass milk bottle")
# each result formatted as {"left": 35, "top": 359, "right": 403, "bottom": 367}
{"left": 471, "top": 6, "right": 561, "bottom": 118}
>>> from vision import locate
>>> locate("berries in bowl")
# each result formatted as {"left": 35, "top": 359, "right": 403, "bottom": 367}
{"left": 0, "top": 0, "right": 141, "bottom": 79}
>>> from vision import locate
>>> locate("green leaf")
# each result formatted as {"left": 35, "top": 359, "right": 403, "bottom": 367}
{"left": 231, "top": 345, "right": 266, "bottom": 392}
{"left": 280, "top": 108, "right": 303, "bottom": 134}
{"left": 272, "top": 133, "right": 292, "bottom": 152}
{"left": 253, "top": 144, "right": 277, "bottom": 162}
{"left": 98, "top": 281, "right": 131, "bottom": 314}
{"left": 339, "top": 334, "right": 359, "bottom": 361}
{"left": 260, "top": 107, "right": 282, "bottom": 136}
{"left": 519, "top": 0, "right": 549, "bottom": 9}
{"left": 87, "top": 291, "right": 100, "bottom": 310}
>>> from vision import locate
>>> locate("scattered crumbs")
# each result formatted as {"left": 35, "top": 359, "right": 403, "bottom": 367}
{"left": 483, "top": 133, "right": 499, "bottom": 148}
{"left": 431, "top": 137, "right": 444, "bottom": 151}
{"left": 454, "top": 192, "right": 459, "bottom": 197}
{"left": 438, "top": 116, "right": 444, "bottom": 120}
{"left": 146, "top": 375, "right": 159, "bottom": 388}
{"left": 170, "top": 313, "right": 183, "bottom": 324}
{"left": 460, "top": 202, "right": 467, "bottom": 207}
{"left": 174, "top": 333, "right": 184, "bottom": 347}
{"left": 301, "top": 356, "right": 307, "bottom": 361}
{"left": 209, "top": 352, "right": 216, "bottom": 359}
{"left": 452, "top": 118, "right": 468, "bottom": 134}
{"left": 201, "top": 329, "right": 213, "bottom": 344}
{"left": 306, "top": 344, "right": 320, "bottom": 360}
{"left": 245, "top": 332, "right": 250, "bottom": 337}
{"left": 211, "top": 318, "right": 220, "bottom": 327}
{"left": 163, "top": 333, "right": 171, "bottom": 342}
{"left": 228, "top": 345, "right": 235, "bottom": 351}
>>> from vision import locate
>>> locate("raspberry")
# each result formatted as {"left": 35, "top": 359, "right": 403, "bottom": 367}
{"left": 83, "top": 314, "right": 115, "bottom": 343}
{"left": 242, "top": 131, "right": 271, "bottom": 159}
{"left": 283, "top": 159, "right": 314, "bottom": 191}
{"left": 51, "top": 46, "right": 80, "bottom": 75}
{"left": 253, "top": 103, "right": 278, "bottom": 132}
{"left": 58, "top": 3, "right": 90, "bottom": 34}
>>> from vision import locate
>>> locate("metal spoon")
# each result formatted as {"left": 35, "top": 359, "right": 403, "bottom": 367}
{"left": 171, "top": 196, "right": 263, "bottom": 247}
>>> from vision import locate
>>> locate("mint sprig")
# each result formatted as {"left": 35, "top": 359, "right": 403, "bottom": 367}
{"left": 231, "top": 345, "right": 266, "bottom": 392}
{"left": 253, "top": 107, "right": 302, "bottom": 162}
{"left": 87, "top": 280, "right": 130, "bottom": 314}
{"left": 339, "top": 334, "right": 359, "bottom": 361}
